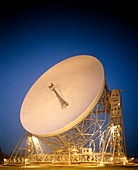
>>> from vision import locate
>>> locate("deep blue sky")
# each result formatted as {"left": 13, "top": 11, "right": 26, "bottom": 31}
{"left": 0, "top": 1, "right": 137, "bottom": 158}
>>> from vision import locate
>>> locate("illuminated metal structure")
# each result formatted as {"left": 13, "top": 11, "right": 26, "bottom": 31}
{"left": 6, "top": 55, "right": 127, "bottom": 165}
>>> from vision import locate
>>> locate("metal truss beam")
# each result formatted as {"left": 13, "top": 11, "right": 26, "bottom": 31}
{"left": 5, "top": 86, "right": 127, "bottom": 165}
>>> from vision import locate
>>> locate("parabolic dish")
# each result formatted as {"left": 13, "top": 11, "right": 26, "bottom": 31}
{"left": 20, "top": 55, "right": 105, "bottom": 137}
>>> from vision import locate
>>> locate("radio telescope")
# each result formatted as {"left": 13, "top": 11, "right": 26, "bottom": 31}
{"left": 6, "top": 55, "right": 127, "bottom": 165}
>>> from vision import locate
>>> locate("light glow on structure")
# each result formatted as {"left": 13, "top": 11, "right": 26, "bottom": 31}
{"left": 110, "top": 157, "right": 113, "bottom": 161}
{"left": 110, "top": 125, "right": 118, "bottom": 135}
{"left": 32, "top": 136, "right": 40, "bottom": 146}
{"left": 123, "top": 157, "right": 128, "bottom": 165}
{"left": 27, "top": 135, "right": 40, "bottom": 148}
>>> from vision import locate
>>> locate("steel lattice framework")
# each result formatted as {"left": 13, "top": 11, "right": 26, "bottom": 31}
{"left": 6, "top": 85, "right": 127, "bottom": 165}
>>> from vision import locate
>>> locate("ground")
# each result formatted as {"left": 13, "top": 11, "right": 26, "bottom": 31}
{"left": 0, "top": 163, "right": 138, "bottom": 170}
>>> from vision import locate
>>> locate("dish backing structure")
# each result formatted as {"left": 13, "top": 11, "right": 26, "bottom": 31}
{"left": 6, "top": 55, "right": 127, "bottom": 165}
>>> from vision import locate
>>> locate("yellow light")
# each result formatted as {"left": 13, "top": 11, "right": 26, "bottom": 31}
{"left": 28, "top": 136, "right": 32, "bottom": 142}
{"left": 110, "top": 157, "right": 113, "bottom": 161}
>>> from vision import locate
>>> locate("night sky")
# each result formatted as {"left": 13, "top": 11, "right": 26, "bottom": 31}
{"left": 0, "top": 1, "right": 138, "bottom": 158}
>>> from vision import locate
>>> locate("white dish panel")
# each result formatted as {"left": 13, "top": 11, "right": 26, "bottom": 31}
{"left": 20, "top": 55, "right": 105, "bottom": 136}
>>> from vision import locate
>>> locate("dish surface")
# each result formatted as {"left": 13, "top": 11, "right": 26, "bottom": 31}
{"left": 20, "top": 55, "right": 105, "bottom": 136}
